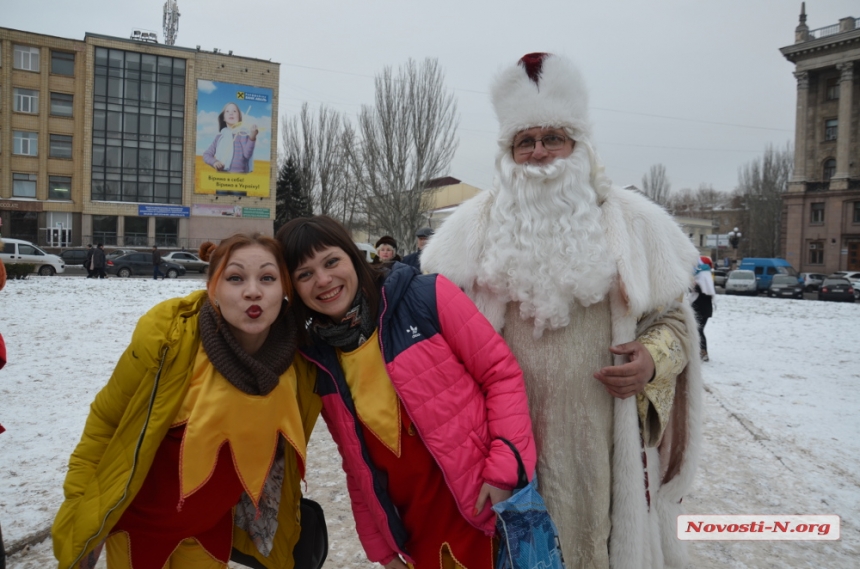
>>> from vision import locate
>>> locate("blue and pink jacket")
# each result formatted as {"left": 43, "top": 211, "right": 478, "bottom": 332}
{"left": 300, "top": 263, "right": 536, "bottom": 565}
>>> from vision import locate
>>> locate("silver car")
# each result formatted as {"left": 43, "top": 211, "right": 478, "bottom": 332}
{"left": 724, "top": 269, "right": 757, "bottom": 295}
{"left": 161, "top": 251, "right": 209, "bottom": 274}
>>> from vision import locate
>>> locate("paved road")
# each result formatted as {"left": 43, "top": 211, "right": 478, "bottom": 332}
{"left": 58, "top": 266, "right": 207, "bottom": 280}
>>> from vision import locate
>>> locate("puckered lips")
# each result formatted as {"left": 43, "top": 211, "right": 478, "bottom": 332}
{"left": 246, "top": 305, "right": 262, "bottom": 319}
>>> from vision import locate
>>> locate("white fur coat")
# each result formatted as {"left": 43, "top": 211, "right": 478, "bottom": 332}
{"left": 422, "top": 186, "right": 703, "bottom": 569}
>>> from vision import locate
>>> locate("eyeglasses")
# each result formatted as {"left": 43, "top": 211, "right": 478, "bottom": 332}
{"left": 511, "top": 133, "right": 571, "bottom": 155}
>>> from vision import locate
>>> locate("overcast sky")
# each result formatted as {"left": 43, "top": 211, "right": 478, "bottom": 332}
{"left": 6, "top": 0, "right": 857, "bottom": 195}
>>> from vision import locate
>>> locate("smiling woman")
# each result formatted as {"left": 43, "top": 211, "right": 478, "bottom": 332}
{"left": 277, "top": 216, "right": 536, "bottom": 569}
{"left": 52, "top": 233, "right": 323, "bottom": 569}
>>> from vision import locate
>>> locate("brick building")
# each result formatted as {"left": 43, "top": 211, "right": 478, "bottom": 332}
{"left": 0, "top": 27, "right": 280, "bottom": 249}
{"left": 780, "top": 7, "right": 860, "bottom": 273}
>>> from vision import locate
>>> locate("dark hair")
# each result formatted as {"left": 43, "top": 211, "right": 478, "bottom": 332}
{"left": 199, "top": 233, "right": 292, "bottom": 319}
{"left": 276, "top": 216, "right": 382, "bottom": 343}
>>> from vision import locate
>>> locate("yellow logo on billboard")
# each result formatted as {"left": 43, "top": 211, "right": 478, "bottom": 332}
{"left": 237, "top": 91, "right": 245, "bottom": 100}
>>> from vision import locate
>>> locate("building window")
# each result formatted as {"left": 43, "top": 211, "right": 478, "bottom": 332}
{"left": 13, "top": 131, "right": 38, "bottom": 156}
{"left": 50, "top": 92, "right": 73, "bottom": 116}
{"left": 155, "top": 217, "right": 179, "bottom": 247}
{"left": 13, "top": 88, "right": 39, "bottom": 114}
{"left": 91, "top": 47, "right": 186, "bottom": 205}
{"left": 824, "top": 119, "right": 838, "bottom": 141}
{"left": 13, "top": 45, "right": 40, "bottom": 71}
{"left": 50, "top": 134, "right": 73, "bottom": 159}
{"left": 125, "top": 216, "right": 149, "bottom": 246}
{"left": 825, "top": 77, "right": 840, "bottom": 100}
{"left": 854, "top": 202, "right": 860, "bottom": 224}
{"left": 93, "top": 215, "right": 118, "bottom": 246}
{"left": 51, "top": 51, "right": 75, "bottom": 75}
{"left": 13, "top": 173, "right": 37, "bottom": 198}
{"left": 810, "top": 203, "right": 825, "bottom": 224}
{"left": 48, "top": 176, "right": 72, "bottom": 200}
{"left": 808, "top": 241, "right": 824, "bottom": 265}
{"left": 823, "top": 159, "right": 836, "bottom": 180}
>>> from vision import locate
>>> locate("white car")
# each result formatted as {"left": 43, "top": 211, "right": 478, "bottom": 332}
{"left": 724, "top": 269, "right": 757, "bottom": 295}
{"left": 0, "top": 238, "right": 66, "bottom": 276}
{"left": 161, "top": 251, "right": 209, "bottom": 274}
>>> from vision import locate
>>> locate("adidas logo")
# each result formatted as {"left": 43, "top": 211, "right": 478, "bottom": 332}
{"left": 407, "top": 325, "right": 421, "bottom": 339}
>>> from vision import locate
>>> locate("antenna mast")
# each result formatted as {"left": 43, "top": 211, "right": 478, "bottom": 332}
{"left": 163, "top": 0, "right": 180, "bottom": 46}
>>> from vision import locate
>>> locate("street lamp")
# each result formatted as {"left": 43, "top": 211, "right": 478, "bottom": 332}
{"left": 728, "top": 227, "right": 742, "bottom": 249}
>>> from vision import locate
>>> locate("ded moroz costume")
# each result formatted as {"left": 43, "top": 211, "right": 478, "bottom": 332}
{"left": 421, "top": 53, "right": 703, "bottom": 569}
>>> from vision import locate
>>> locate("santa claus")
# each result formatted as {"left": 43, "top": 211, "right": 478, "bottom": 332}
{"left": 421, "top": 53, "right": 702, "bottom": 569}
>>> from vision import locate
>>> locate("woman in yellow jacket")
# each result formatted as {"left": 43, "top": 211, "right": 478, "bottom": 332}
{"left": 52, "top": 234, "right": 320, "bottom": 569}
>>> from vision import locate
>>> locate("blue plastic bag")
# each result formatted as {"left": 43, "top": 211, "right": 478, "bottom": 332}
{"left": 492, "top": 440, "right": 565, "bottom": 569}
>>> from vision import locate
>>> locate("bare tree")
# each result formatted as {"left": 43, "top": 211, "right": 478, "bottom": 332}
{"left": 352, "top": 58, "right": 459, "bottom": 251}
{"left": 736, "top": 143, "right": 793, "bottom": 257}
{"left": 641, "top": 164, "right": 671, "bottom": 206}
{"left": 280, "top": 103, "right": 354, "bottom": 222}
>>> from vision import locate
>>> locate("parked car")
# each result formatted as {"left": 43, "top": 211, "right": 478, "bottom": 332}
{"left": 829, "top": 271, "right": 860, "bottom": 282}
{"left": 799, "top": 272, "right": 827, "bottom": 292}
{"left": 818, "top": 278, "right": 855, "bottom": 303}
{"left": 106, "top": 248, "right": 139, "bottom": 260}
{"left": 767, "top": 274, "right": 804, "bottom": 299}
{"left": 0, "top": 238, "right": 65, "bottom": 276}
{"left": 724, "top": 269, "right": 758, "bottom": 295}
{"left": 106, "top": 252, "right": 186, "bottom": 278}
{"left": 161, "top": 251, "right": 209, "bottom": 274}
{"left": 713, "top": 270, "right": 730, "bottom": 288}
{"left": 60, "top": 248, "right": 90, "bottom": 267}
{"left": 737, "top": 258, "right": 798, "bottom": 292}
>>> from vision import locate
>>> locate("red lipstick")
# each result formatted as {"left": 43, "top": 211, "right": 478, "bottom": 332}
{"left": 246, "top": 305, "right": 262, "bottom": 319}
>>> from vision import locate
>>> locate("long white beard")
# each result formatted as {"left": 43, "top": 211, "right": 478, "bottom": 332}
{"left": 477, "top": 144, "right": 616, "bottom": 338}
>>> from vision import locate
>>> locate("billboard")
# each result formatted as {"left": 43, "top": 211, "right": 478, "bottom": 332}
{"left": 195, "top": 80, "right": 273, "bottom": 197}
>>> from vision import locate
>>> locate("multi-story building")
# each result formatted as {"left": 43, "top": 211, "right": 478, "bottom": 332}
{"left": 0, "top": 27, "right": 280, "bottom": 249}
{"left": 780, "top": 7, "right": 859, "bottom": 273}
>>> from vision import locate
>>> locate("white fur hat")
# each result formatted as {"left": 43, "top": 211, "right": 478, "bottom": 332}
{"left": 491, "top": 53, "right": 592, "bottom": 150}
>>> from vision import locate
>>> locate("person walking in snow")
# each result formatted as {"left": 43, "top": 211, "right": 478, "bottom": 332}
{"left": 691, "top": 258, "right": 716, "bottom": 362}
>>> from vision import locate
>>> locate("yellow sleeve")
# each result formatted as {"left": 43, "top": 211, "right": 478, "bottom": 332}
{"left": 635, "top": 314, "right": 688, "bottom": 447}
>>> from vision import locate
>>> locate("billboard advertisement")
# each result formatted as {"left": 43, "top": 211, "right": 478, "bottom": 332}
{"left": 195, "top": 80, "right": 273, "bottom": 197}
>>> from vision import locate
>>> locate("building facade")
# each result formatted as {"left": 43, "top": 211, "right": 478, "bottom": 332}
{"left": 0, "top": 27, "right": 280, "bottom": 250}
{"left": 780, "top": 8, "right": 860, "bottom": 273}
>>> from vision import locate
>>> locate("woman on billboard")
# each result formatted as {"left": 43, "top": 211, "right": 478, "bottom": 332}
{"left": 203, "top": 102, "right": 258, "bottom": 173}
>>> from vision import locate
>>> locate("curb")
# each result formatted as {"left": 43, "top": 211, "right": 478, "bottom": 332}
{"left": 5, "top": 525, "right": 52, "bottom": 558}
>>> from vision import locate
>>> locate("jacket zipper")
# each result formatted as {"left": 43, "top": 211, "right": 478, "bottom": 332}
{"left": 68, "top": 345, "right": 170, "bottom": 569}
{"left": 302, "top": 347, "right": 410, "bottom": 558}
{"left": 377, "top": 286, "right": 489, "bottom": 534}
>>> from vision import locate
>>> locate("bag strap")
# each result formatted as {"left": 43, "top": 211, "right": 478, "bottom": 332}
{"left": 497, "top": 438, "right": 529, "bottom": 490}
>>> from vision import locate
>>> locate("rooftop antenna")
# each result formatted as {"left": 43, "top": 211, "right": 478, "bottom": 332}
{"left": 163, "top": 0, "right": 180, "bottom": 46}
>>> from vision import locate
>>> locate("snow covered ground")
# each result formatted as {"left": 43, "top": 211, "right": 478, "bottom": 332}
{"left": 1, "top": 276, "right": 859, "bottom": 567}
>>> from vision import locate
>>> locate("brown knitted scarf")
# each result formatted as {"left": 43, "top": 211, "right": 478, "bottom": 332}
{"left": 198, "top": 300, "right": 297, "bottom": 396}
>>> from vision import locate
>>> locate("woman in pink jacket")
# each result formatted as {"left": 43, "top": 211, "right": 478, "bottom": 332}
{"left": 277, "top": 216, "right": 536, "bottom": 569}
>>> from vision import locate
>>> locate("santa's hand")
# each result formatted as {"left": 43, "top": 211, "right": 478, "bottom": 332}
{"left": 474, "top": 482, "right": 512, "bottom": 515}
{"left": 382, "top": 557, "right": 409, "bottom": 569}
{"left": 593, "top": 341, "right": 655, "bottom": 399}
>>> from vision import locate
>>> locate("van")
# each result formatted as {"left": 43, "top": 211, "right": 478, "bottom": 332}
{"left": 737, "top": 258, "right": 797, "bottom": 292}
{"left": 0, "top": 238, "right": 66, "bottom": 276}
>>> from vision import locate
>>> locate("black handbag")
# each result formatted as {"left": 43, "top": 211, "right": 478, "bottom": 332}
{"left": 231, "top": 498, "right": 329, "bottom": 569}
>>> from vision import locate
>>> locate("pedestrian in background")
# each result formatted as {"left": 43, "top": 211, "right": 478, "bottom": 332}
{"left": 92, "top": 244, "right": 107, "bottom": 279}
{"left": 152, "top": 245, "right": 165, "bottom": 280}
{"left": 691, "top": 257, "right": 716, "bottom": 362}
{"left": 373, "top": 235, "right": 401, "bottom": 266}
{"left": 85, "top": 244, "right": 95, "bottom": 278}
{"left": 400, "top": 227, "right": 433, "bottom": 272}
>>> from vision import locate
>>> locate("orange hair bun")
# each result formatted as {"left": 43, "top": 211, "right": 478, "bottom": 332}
{"left": 198, "top": 241, "right": 217, "bottom": 262}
